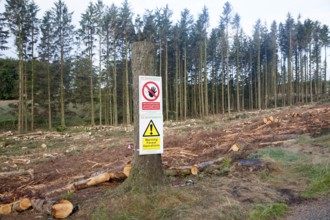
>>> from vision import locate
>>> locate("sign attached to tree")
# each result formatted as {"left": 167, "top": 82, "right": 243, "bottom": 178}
{"left": 140, "top": 76, "right": 162, "bottom": 113}
{"left": 139, "top": 76, "right": 163, "bottom": 155}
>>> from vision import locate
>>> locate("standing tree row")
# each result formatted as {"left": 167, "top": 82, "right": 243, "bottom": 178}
{"left": 1, "top": 0, "right": 329, "bottom": 132}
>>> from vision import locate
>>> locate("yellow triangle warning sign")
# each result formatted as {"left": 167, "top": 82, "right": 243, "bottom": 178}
{"left": 143, "top": 120, "right": 160, "bottom": 137}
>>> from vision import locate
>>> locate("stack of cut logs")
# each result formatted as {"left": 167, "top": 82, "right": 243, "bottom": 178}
{"left": 263, "top": 116, "right": 280, "bottom": 124}
{"left": 0, "top": 198, "right": 73, "bottom": 219}
{"left": 0, "top": 157, "right": 224, "bottom": 218}
{"left": 256, "top": 116, "right": 280, "bottom": 130}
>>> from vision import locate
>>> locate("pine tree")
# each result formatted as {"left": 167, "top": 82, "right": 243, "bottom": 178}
{"left": 26, "top": 0, "right": 39, "bottom": 131}
{"left": 0, "top": 12, "right": 9, "bottom": 55}
{"left": 118, "top": 0, "right": 134, "bottom": 124}
{"left": 4, "top": 0, "right": 29, "bottom": 133}
{"left": 38, "top": 10, "right": 54, "bottom": 129}
{"left": 95, "top": 0, "right": 104, "bottom": 125}
{"left": 51, "top": 0, "right": 74, "bottom": 127}
{"left": 221, "top": 1, "right": 232, "bottom": 114}
{"left": 80, "top": 2, "right": 97, "bottom": 126}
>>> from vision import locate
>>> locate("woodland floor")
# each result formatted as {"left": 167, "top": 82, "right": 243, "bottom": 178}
{"left": 0, "top": 102, "right": 330, "bottom": 219}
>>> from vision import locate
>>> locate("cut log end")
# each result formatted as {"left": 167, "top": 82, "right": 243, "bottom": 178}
{"left": 13, "top": 198, "right": 32, "bottom": 212}
{"left": 190, "top": 165, "right": 198, "bottom": 175}
{"left": 123, "top": 163, "right": 131, "bottom": 177}
{"left": 52, "top": 200, "right": 73, "bottom": 219}
{"left": 0, "top": 203, "right": 12, "bottom": 215}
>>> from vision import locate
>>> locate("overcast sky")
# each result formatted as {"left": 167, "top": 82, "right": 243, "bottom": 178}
{"left": 26, "top": 0, "right": 330, "bottom": 35}
{"left": 2, "top": 0, "right": 330, "bottom": 43}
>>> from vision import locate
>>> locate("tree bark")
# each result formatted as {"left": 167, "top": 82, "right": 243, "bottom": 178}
{"left": 120, "top": 42, "right": 167, "bottom": 193}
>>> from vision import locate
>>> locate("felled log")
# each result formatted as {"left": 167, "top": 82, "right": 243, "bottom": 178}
{"left": 70, "top": 172, "right": 111, "bottom": 190}
{"left": 0, "top": 203, "right": 12, "bottom": 215}
{"left": 192, "top": 157, "right": 225, "bottom": 174}
{"left": 68, "top": 163, "right": 132, "bottom": 190}
{"left": 31, "top": 199, "right": 73, "bottom": 219}
{"left": 165, "top": 157, "right": 224, "bottom": 176}
{"left": 12, "top": 198, "right": 32, "bottom": 212}
{"left": 165, "top": 166, "right": 195, "bottom": 176}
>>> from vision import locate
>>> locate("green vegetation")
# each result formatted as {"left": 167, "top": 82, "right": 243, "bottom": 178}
{"left": 250, "top": 136, "right": 330, "bottom": 198}
{"left": 248, "top": 203, "right": 289, "bottom": 220}
{"left": 249, "top": 148, "right": 306, "bottom": 164}
{"left": 63, "top": 190, "right": 74, "bottom": 200}
{"left": 313, "top": 133, "right": 330, "bottom": 147}
{"left": 298, "top": 164, "right": 330, "bottom": 198}
{"left": 92, "top": 188, "right": 198, "bottom": 220}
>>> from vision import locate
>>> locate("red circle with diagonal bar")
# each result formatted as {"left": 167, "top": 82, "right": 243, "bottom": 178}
{"left": 142, "top": 81, "right": 160, "bottom": 101}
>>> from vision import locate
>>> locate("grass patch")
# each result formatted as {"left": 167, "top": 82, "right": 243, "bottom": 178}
{"left": 91, "top": 188, "right": 198, "bottom": 220}
{"left": 297, "top": 164, "right": 330, "bottom": 198}
{"left": 313, "top": 133, "right": 330, "bottom": 148}
{"left": 249, "top": 148, "right": 305, "bottom": 164}
{"left": 248, "top": 203, "right": 289, "bottom": 220}
{"left": 227, "top": 113, "right": 249, "bottom": 121}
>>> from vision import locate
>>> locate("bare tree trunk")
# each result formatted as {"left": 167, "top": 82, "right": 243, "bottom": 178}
{"left": 257, "top": 45, "right": 261, "bottom": 110}
{"left": 204, "top": 38, "right": 208, "bottom": 116}
{"left": 125, "top": 36, "right": 130, "bottom": 125}
{"left": 90, "top": 49, "right": 95, "bottom": 126}
{"left": 165, "top": 41, "right": 169, "bottom": 120}
{"left": 120, "top": 41, "right": 167, "bottom": 192}
{"left": 113, "top": 38, "right": 118, "bottom": 126}
{"left": 98, "top": 33, "right": 102, "bottom": 125}
{"left": 60, "top": 44, "right": 65, "bottom": 127}
{"left": 175, "top": 44, "right": 179, "bottom": 121}
{"left": 309, "top": 44, "right": 313, "bottom": 103}
{"left": 184, "top": 47, "right": 187, "bottom": 120}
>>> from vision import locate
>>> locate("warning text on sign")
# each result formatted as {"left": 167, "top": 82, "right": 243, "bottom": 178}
{"left": 142, "top": 102, "right": 160, "bottom": 110}
{"left": 142, "top": 137, "right": 161, "bottom": 151}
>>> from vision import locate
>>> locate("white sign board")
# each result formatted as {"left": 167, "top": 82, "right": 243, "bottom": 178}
{"left": 139, "top": 115, "right": 163, "bottom": 155}
{"left": 139, "top": 76, "right": 162, "bottom": 114}
{"left": 139, "top": 76, "right": 163, "bottom": 155}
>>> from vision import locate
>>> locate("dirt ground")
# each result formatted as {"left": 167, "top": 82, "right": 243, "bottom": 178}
{"left": 1, "top": 102, "right": 330, "bottom": 219}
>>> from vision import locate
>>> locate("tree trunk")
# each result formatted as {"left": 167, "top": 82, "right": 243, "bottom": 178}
{"left": 309, "top": 44, "right": 313, "bottom": 102}
{"left": 165, "top": 40, "right": 169, "bottom": 121}
{"left": 98, "top": 33, "right": 102, "bottom": 125}
{"left": 60, "top": 44, "right": 65, "bottom": 127}
{"left": 120, "top": 42, "right": 167, "bottom": 192}
{"left": 204, "top": 38, "right": 208, "bottom": 116}
{"left": 31, "top": 32, "right": 35, "bottom": 131}
{"left": 257, "top": 44, "right": 261, "bottom": 110}
{"left": 125, "top": 35, "right": 130, "bottom": 125}
{"left": 90, "top": 49, "right": 95, "bottom": 126}
{"left": 236, "top": 45, "right": 240, "bottom": 112}
{"left": 184, "top": 47, "right": 187, "bottom": 120}
{"left": 175, "top": 44, "right": 179, "bottom": 121}
{"left": 113, "top": 37, "right": 118, "bottom": 126}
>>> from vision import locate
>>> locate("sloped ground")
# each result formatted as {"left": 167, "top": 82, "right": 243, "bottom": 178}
{"left": 0, "top": 102, "right": 330, "bottom": 219}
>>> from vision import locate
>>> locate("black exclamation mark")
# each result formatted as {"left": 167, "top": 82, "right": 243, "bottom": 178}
{"left": 150, "top": 124, "right": 153, "bottom": 135}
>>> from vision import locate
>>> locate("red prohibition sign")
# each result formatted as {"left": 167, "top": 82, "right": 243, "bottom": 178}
{"left": 142, "top": 81, "right": 160, "bottom": 101}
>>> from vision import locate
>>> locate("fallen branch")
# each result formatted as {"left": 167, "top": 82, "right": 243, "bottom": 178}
{"left": 0, "top": 169, "right": 34, "bottom": 179}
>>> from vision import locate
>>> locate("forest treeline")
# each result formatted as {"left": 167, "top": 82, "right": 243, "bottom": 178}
{"left": 0, "top": 0, "right": 329, "bottom": 133}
